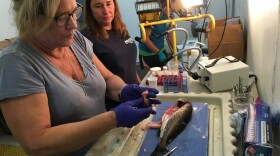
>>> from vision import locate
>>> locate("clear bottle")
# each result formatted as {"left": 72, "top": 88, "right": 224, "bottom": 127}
{"left": 188, "top": 49, "right": 199, "bottom": 71}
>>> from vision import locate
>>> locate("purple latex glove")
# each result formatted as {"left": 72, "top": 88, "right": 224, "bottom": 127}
{"left": 119, "top": 84, "right": 160, "bottom": 105}
{"left": 113, "top": 97, "right": 156, "bottom": 128}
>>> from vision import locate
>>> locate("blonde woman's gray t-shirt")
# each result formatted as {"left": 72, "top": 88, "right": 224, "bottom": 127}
{"left": 0, "top": 31, "right": 107, "bottom": 155}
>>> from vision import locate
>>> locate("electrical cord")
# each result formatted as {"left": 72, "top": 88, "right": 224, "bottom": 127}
{"left": 204, "top": 56, "right": 239, "bottom": 68}
{"left": 155, "top": 27, "right": 189, "bottom": 57}
{"left": 161, "top": 46, "right": 203, "bottom": 80}
{"left": 198, "top": 0, "right": 211, "bottom": 42}
{"left": 249, "top": 74, "right": 258, "bottom": 83}
{"left": 156, "top": 27, "right": 206, "bottom": 80}
{"left": 208, "top": 0, "right": 228, "bottom": 58}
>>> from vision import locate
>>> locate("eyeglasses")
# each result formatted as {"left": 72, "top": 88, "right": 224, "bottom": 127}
{"left": 54, "top": 3, "right": 83, "bottom": 27}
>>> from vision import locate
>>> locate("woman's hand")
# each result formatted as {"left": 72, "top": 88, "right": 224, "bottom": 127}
{"left": 112, "top": 97, "right": 156, "bottom": 128}
{"left": 119, "top": 84, "right": 160, "bottom": 105}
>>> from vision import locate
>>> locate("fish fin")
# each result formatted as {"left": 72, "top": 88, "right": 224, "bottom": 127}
{"left": 151, "top": 144, "right": 169, "bottom": 156}
{"left": 142, "top": 121, "right": 162, "bottom": 131}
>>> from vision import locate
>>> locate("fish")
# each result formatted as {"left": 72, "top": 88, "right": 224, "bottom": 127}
{"left": 151, "top": 98, "right": 193, "bottom": 156}
{"left": 142, "top": 98, "right": 190, "bottom": 130}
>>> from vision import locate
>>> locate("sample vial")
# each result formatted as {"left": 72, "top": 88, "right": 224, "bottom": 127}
{"left": 178, "top": 65, "right": 183, "bottom": 92}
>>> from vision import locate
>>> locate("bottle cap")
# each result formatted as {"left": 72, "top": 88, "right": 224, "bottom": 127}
{"left": 191, "top": 49, "right": 199, "bottom": 56}
{"left": 178, "top": 65, "right": 183, "bottom": 73}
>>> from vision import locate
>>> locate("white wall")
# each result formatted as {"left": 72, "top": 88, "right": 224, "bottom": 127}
{"left": 233, "top": 0, "right": 280, "bottom": 107}
{"left": 0, "top": 0, "right": 17, "bottom": 41}
{"left": 202, "top": 0, "right": 280, "bottom": 107}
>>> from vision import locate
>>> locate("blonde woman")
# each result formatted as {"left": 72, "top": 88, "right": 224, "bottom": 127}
{"left": 0, "top": 0, "right": 160, "bottom": 155}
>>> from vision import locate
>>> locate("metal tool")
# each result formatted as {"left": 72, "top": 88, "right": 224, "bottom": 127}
{"left": 163, "top": 146, "right": 177, "bottom": 156}
{"left": 239, "top": 76, "right": 243, "bottom": 93}
{"left": 244, "top": 80, "right": 255, "bottom": 93}
{"left": 232, "top": 78, "right": 255, "bottom": 94}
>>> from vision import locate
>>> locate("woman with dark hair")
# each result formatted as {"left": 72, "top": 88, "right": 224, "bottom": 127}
{"left": 81, "top": 0, "right": 142, "bottom": 109}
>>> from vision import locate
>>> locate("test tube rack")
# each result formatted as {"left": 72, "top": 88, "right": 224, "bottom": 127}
{"left": 146, "top": 75, "right": 188, "bottom": 93}
{"left": 163, "top": 75, "right": 188, "bottom": 93}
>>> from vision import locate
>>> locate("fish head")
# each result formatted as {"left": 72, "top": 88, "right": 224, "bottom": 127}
{"left": 177, "top": 98, "right": 189, "bottom": 107}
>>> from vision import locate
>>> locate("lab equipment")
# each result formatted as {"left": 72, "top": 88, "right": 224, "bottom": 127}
{"left": 197, "top": 56, "right": 250, "bottom": 92}
{"left": 231, "top": 76, "right": 254, "bottom": 112}
{"left": 135, "top": 0, "right": 215, "bottom": 63}
{"left": 163, "top": 146, "right": 177, "bottom": 156}
{"left": 177, "top": 65, "right": 183, "bottom": 91}
{"left": 145, "top": 73, "right": 188, "bottom": 93}
{"left": 163, "top": 75, "right": 188, "bottom": 93}
{"left": 135, "top": 0, "right": 162, "bottom": 23}
{"left": 231, "top": 92, "right": 252, "bottom": 112}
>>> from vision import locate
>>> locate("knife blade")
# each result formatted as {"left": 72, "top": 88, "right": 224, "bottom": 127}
{"left": 163, "top": 146, "right": 177, "bottom": 156}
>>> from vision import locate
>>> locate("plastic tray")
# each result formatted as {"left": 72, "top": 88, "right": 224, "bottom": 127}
{"left": 138, "top": 102, "right": 208, "bottom": 156}
{"left": 117, "top": 93, "right": 236, "bottom": 156}
{"left": 85, "top": 93, "right": 236, "bottom": 156}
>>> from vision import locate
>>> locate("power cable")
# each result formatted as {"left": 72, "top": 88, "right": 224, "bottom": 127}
{"left": 208, "top": 0, "right": 228, "bottom": 57}
{"left": 198, "top": 0, "right": 211, "bottom": 42}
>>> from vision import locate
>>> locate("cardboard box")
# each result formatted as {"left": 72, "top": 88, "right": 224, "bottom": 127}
{"left": 208, "top": 17, "right": 245, "bottom": 60}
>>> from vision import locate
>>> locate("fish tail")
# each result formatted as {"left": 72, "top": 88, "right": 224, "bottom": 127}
{"left": 151, "top": 144, "right": 169, "bottom": 156}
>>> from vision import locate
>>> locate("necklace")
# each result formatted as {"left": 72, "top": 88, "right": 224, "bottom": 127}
{"left": 43, "top": 47, "right": 88, "bottom": 96}
{"left": 46, "top": 50, "right": 72, "bottom": 75}
{"left": 66, "top": 50, "right": 88, "bottom": 96}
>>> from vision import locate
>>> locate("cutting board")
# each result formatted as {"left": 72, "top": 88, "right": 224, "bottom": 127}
{"left": 138, "top": 102, "right": 209, "bottom": 156}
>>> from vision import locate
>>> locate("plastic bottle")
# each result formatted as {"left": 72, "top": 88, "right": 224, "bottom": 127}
{"left": 188, "top": 49, "right": 200, "bottom": 71}
{"left": 162, "top": 66, "right": 168, "bottom": 76}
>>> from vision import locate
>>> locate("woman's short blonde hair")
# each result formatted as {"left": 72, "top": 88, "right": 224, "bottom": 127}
{"left": 12, "top": 0, "right": 60, "bottom": 36}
